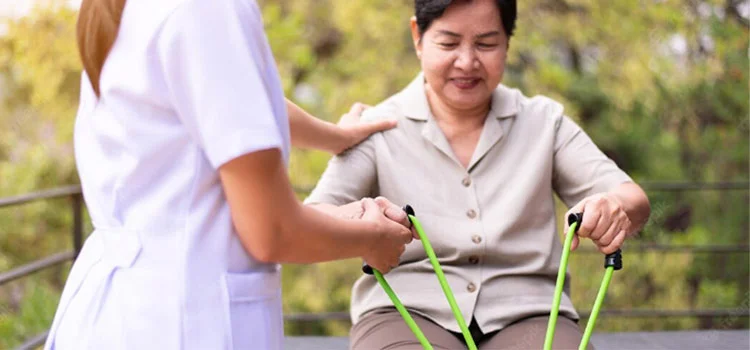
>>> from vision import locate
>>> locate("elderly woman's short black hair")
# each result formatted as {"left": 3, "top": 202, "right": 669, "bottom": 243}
{"left": 415, "top": 0, "right": 517, "bottom": 38}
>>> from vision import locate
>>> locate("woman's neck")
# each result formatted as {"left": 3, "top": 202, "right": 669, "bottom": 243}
{"left": 425, "top": 84, "right": 489, "bottom": 135}
{"left": 425, "top": 84, "right": 490, "bottom": 168}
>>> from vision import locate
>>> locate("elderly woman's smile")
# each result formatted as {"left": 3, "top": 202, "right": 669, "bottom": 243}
{"left": 451, "top": 77, "right": 480, "bottom": 89}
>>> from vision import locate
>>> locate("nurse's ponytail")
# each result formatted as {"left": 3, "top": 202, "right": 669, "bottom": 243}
{"left": 76, "top": 0, "right": 127, "bottom": 97}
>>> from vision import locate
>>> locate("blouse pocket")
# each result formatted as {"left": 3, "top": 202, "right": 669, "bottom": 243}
{"left": 223, "top": 270, "right": 283, "bottom": 350}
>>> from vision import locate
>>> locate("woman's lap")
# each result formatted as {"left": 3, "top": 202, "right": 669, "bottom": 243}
{"left": 350, "top": 309, "right": 465, "bottom": 350}
{"left": 478, "top": 315, "right": 588, "bottom": 350}
{"left": 350, "top": 308, "right": 589, "bottom": 350}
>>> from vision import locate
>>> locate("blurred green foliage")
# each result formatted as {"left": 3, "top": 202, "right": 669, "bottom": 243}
{"left": 0, "top": 0, "right": 747, "bottom": 346}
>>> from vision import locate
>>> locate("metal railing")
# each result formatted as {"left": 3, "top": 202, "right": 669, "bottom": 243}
{"left": 0, "top": 185, "right": 83, "bottom": 287}
{"left": 0, "top": 185, "right": 83, "bottom": 350}
{"left": 283, "top": 308, "right": 750, "bottom": 323}
{"left": 1, "top": 181, "right": 748, "bottom": 349}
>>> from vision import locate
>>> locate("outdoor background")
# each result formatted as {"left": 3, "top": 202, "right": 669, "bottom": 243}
{"left": 0, "top": 0, "right": 748, "bottom": 347}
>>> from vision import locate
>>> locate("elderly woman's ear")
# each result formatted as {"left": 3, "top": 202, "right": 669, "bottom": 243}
{"left": 409, "top": 16, "right": 422, "bottom": 59}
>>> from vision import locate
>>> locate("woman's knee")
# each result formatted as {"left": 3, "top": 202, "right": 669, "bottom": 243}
{"left": 350, "top": 308, "right": 464, "bottom": 350}
{"left": 479, "top": 316, "right": 589, "bottom": 350}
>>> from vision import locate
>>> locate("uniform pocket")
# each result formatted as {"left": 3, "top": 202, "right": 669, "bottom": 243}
{"left": 223, "top": 270, "right": 283, "bottom": 350}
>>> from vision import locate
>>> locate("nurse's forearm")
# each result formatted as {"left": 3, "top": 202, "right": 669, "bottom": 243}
{"left": 286, "top": 99, "right": 347, "bottom": 154}
{"left": 277, "top": 204, "right": 380, "bottom": 263}
{"left": 220, "top": 148, "right": 386, "bottom": 264}
{"left": 308, "top": 202, "right": 364, "bottom": 220}
{"left": 608, "top": 182, "right": 651, "bottom": 234}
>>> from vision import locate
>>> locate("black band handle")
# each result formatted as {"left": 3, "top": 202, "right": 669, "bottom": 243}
{"left": 605, "top": 249, "right": 623, "bottom": 270}
{"left": 567, "top": 212, "right": 584, "bottom": 233}
{"left": 403, "top": 204, "right": 416, "bottom": 217}
{"left": 362, "top": 262, "right": 373, "bottom": 275}
{"left": 362, "top": 205, "right": 415, "bottom": 275}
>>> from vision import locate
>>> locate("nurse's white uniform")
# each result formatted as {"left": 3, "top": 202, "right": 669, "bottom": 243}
{"left": 45, "top": 0, "right": 289, "bottom": 348}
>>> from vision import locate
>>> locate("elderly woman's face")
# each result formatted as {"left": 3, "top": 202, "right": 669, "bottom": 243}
{"left": 413, "top": 0, "right": 508, "bottom": 111}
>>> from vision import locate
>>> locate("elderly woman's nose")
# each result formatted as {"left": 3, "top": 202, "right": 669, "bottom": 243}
{"left": 454, "top": 46, "right": 478, "bottom": 71}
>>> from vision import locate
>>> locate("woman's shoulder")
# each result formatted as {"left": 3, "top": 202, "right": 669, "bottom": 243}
{"left": 499, "top": 85, "right": 566, "bottom": 124}
{"left": 359, "top": 99, "right": 401, "bottom": 121}
{"left": 361, "top": 74, "right": 430, "bottom": 124}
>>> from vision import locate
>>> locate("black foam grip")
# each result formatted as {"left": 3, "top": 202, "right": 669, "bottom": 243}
{"left": 568, "top": 212, "right": 584, "bottom": 233}
{"left": 605, "top": 249, "right": 623, "bottom": 271}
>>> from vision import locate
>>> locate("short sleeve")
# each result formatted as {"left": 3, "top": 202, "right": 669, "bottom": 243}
{"left": 304, "top": 136, "right": 378, "bottom": 206}
{"left": 157, "top": 0, "right": 284, "bottom": 169}
{"left": 553, "top": 115, "right": 633, "bottom": 207}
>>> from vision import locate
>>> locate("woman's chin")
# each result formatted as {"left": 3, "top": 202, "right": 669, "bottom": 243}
{"left": 444, "top": 94, "right": 491, "bottom": 112}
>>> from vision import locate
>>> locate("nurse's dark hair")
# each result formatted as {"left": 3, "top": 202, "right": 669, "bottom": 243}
{"left": 414, "top": 0, "right": 517, "bottom": 38}
{"left": 76, "top": 0, "right": 127, "bottom": 97}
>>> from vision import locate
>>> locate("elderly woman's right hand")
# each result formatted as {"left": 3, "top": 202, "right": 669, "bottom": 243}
{"left": 360, "top": 198, "right": 413, "bottom": 273}
{"left": 373, "top": 197, "right": 420, "bottom": 240}
{"left": 330, "top": 197, "right": 419, "bottom": 240}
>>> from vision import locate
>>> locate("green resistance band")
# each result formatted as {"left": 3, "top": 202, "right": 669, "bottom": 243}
{"left": 363, "top": 205, "right": 477, "bottom": 350}
{"left": 544, "top": 212, "right": 623, "bottom": 350}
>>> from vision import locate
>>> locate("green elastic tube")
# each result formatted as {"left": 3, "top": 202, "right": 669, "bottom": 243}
{"left": 546, "top": 216, "right": 620, "bottom": 350}
{"left": 375, "top": 210, "right": 617, "bottom": 350}
{"left": 373, "top": 269, "right": 433, "bottom": 350}
{"left": 544, "top": 221, "right": 578, "bottom": 350}
{"left": 410, "top": 215, "right": 477, "bottom": 350}
{"left": 579, "top": 266, "right": 614, "bottom": 350}
{"left": 371, "top": 215, "right": 477, "bottom": 350}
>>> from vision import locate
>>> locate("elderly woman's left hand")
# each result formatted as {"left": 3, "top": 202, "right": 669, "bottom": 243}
{"left": 566, "top": 193, "right": 633, "bottom": 254}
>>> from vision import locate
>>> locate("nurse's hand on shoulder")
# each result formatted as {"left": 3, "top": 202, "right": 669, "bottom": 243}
{"left": 335, "top": 102, "right": 397, "bottom": 153}
{"left": 566, "top": 193, "right": 634, "bottom": 255}
{"left": 360, "top": 198, "right": 414, "bottom": 274}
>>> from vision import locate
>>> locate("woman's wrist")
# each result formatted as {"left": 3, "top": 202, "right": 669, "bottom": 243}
{"left": 608, "top": 182, "right": 650, "bottom": 234}
{"left": 287, "top": 98, "right": 344, "bottom": 154}
{"left": 309, "top": 201, "right": 382, "bottom": 257}
{"left": 356, "top": 220, "right": 382, "bottom": 257}
{"left": 324, "top": 122, "right": 351, "bottom": 155}
{"left": 308, "top": 200, "right": 364, "bottom": 219}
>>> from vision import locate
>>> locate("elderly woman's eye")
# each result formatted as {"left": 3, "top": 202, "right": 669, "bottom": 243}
{"left": 477, "top": 43, "right": 499, "bottom": 49}
{"left": 437, "top": 42, "right": 459, "bottom": 48}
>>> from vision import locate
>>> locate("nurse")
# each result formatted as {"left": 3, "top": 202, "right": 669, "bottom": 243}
{"left": 44, "top": 0, "right": 413, "bottom": 349}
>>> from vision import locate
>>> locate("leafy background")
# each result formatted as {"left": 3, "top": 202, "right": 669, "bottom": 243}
{"left": 0, "top": 0, "right": 747, "bottom": 347}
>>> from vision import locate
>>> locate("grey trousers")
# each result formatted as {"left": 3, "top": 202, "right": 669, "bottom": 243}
{"left": 350, "top": 308, "right": 591, "bottom": 350}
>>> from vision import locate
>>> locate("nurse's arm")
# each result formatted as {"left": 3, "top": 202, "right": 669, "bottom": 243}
{"left": 219, "top": 148, "right": 412, "bottom": 271}
{"left": 286, "top": 99, "right": 396, "bottom": 154}
{"left": 310, "top": 199, "right": 413, "bottom": 234}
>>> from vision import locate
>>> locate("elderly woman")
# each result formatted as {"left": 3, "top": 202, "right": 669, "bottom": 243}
{"left": 306, "top": 0, "right": 650, "bottom": 349}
